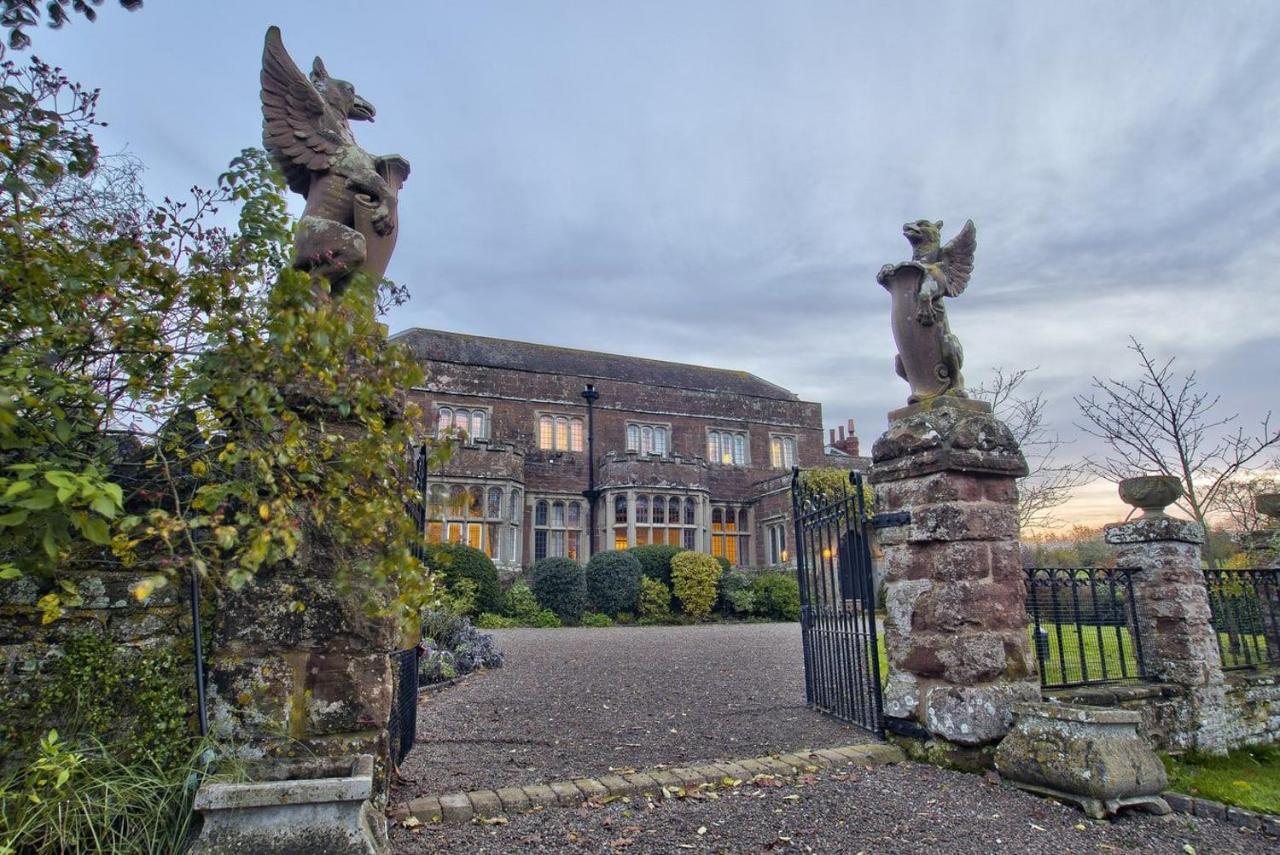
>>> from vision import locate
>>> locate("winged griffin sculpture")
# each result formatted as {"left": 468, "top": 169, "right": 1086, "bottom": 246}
{"left": 261, "top": 26, "right": 410, "bottom": 295}
{"left": 876, "top": 219, "right": 977, "bottom": 405}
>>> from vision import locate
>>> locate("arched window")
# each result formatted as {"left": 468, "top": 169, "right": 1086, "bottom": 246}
{"left": 707, "top": 431, "right": 721, "bottom": 462}
{"left": 707, "top": 430, "right": 748, "bottom": 465}
{"left": 429, "top": 482, "right": 508, "bottom": 557}
{"left": 669, "top": 497, "right": 680, "bottom": 525}
{"left": 437, "top": 406, "right": 452, "bottom": 435}
{"left": 710, "top": 504, "right": 749, "bottom": 566}
{"left": 641, "top": 426, "right": 653, "bottom": 454}
{"left": 569, "top": 419, "right": 584, "bottom": 452}
{"left": 454, "top": 409, "right": 470, "bottom": 436}
{"left": 472, "top": 410, "right": 486, "bottom": 440}
{"left": 615, "top": 494, "right": 627, "bottom": 525}
{"left": 533, "top": 496, "right": 583, "bottom": 561}
{"left": 509, "top": 489, "right": 522, "bottom": 523}
{"left": 627, "top": 422, "right": 670, "bottom": 456}
{"left": 770, "top": 435, "right": 796, "bottom": 468}
{"left": 538, "top": 415, "right": 553, "bottom": 449}
{"left": 626, "top": 424, "right": 639, "bottom": 450}
{"left": 554, "top": 417, "right": 569, "bottom": 450}
{"left": 468, "top": 486, "right": 484, "bottom": 518}
{"left": 538, "top": 414, "right": 584, "bottom": 452}
{"left": 684, "top": 497, "right": 696, "bottom": 525}
{"left": 636, "top": 495, "right": 649, "bottom": 525}
{"left": 487, "top": 487, "right": 502, "bottom": 519}
{"left": 654, "top": 427, "right": 668, "bottom": 455}
{"left": 712, "top": 507, "right": 723, "bottom": 527}
{"left": 734, "top": 434, "right": 746, "bottom": 465}
{"left": 652, "top": 494, "right": 665, "bottom": 524}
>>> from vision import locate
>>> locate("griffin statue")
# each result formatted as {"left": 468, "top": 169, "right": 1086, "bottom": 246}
{"left": 261, "top": 26, "right": 410, "bottom": 295}
{"left": 876, "top": 219, "right": 977, "bottom": 405}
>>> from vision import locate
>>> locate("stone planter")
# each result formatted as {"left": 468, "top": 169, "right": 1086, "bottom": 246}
{"left": 994, "top": 702, "right": 1170, "bottom": 819}
{"left": 1118, "top": 475, "right": 1182, "bottom": 518}
{"left": 190, "top": 754, "right": 387, "bottom": 854}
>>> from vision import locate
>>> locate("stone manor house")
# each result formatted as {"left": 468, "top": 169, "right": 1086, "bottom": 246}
{"left": 394, "top": 328, "right": 862, "bottom": 573}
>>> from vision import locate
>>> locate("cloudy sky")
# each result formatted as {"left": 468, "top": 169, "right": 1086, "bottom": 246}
{"left": 31, "top": 1, "right": 1280, "bottom": 529}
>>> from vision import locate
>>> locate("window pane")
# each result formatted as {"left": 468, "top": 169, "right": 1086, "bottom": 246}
{"left": 685, "top": 497, "right": 696, "bottom": 525}
{"left": 449, "top": 485, "right": 466, "bottom": 516}
{"left": 712, "top": 507, "right": 723, "bottom": 528}
{"left": 738, "top": 508, "right": 749, "bottom": 530}
{"left": 426, "top": 522, "right": 443, "bottom": 544}
{"left": 614, "top": 528, "right": 629, "bottom": 550}
{"left": 615, "top": 494, "right": 627, "bottom": 525}
{"left": 570, "top": 418, "right": 584, "bottom": 452}
{"left": 539, "top": 415, "right": 553, "bottom": 449}
{"left": 683, "top": 528, "right": 695, "bottom": 550}
{"left": 641, "top": 426, "right": 652, "bottom": 454}
{"left": 447, "top": 523, "right": 462, "bottom": 544}
{"left": 535, "top": 500, "right": 548, "bottom": 527}
{"left": 487, "top": 487, "right": 502, "bottom": 519}
{"left": 669, "top": 497, "right": 680, "bottom": 523}
{"left": 535, "top": 529, "right": 548, "bottom": 561}
{"left": 655, "top": 428, "right": 667, "bottom": 455}
{"left": 636, "top": 496, "right": 649, "bottom": 524}
{"left": 469, "top": 486, "right": 484, "bottom": 518}
{"left": 626, "top": 424, "right": 639, "bottom": 451}
{"left": 454, "top": 409, "right": 470, "bottom": 436}
{"left": 652, "top": 495, "right": 665, "bottom": 524}
{"left": 552, "top": 501, "right": 565, "bottom": 528}
{"left": 485, "top": 523, "right": 500, "bottom": 558}
{"left": 711, "top": 535, "right": 724, "bottom": 557}
{"left": 550, "top": 530, "right": 566, "bottom": 558}
{"left": 770, "top": 437, "right": 782, "bottom": 468}
{"left": 428, "top": 484, "right": 447, "bottom": 519}
{"left": 567, "top": 531, "right": 580, "bottom": 561}
{"left": 567, "top": 501, "right": 580, "bottom": 527}
{"left": 726, "top": 536, "right": 738, "bottom": 565}
{"left": 724, "top": 510, "right": 736, "bottom": 533}
{"left": 733, "top": 434, "right": 746, "bottom": 465}
{"left": 509, "top": 490, "right": 521, "bottom": 523}
{"left": 555, "top": 417, "right": 569, "bottom": 450}
{"left": 668, "top": 528, "right": 681, "bottom": 546}
{"left": 708, "top": 432, "right": 719, "bottom": 461}
{"left": 635, "top": 528, "right": 649, "bottom": 546}
{"left": 437, "top": 407, "right": 452, "bottom": 436}
{"left": 785, "top": 437, "right": 795, "bottom": 466}
{"left": 472, "top": 410, "right": 486, "bottom": 440}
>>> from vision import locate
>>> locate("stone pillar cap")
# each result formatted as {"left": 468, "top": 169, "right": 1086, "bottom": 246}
{"left": 1104, "top": 515, "right": 1204, "bottom": 546}
{"left": 870, "top": 397, "right": 1028, "bottom": 483}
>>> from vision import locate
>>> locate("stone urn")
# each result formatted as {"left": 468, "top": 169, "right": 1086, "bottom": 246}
{"left": 190, "top": 754, "right": 387, "bottom": 854}
{"left": 994, "top": 703, "right": 1170, "bottom": 819}
{"left": 1118, "top": 475, "right": 1183, "bottom": 518}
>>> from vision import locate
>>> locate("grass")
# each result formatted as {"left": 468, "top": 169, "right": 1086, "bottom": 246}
{"left": 1163, "top": 745, "right": 1280, "bottom": 816}
{"left": 1215, "top": 631, "right": 1274, "bottom": 670}
{"left": 1030, "top": 622, "right": 1144, "bottom": 686}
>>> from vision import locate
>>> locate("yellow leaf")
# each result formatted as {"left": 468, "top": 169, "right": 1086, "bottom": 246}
{"left": 259, "top": 503, "right": 270, "bottom": 521}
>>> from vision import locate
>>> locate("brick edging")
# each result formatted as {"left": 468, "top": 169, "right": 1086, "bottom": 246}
{"left": 1162, "top": 791, "right": 1280, "bottom": 836}
{"left": 390, "top": 743, "right": 903, "bottom": 825}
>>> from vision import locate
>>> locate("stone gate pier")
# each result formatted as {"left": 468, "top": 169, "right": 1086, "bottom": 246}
{"left": 870, "top": 397, "right": 1039, "bottom": 766}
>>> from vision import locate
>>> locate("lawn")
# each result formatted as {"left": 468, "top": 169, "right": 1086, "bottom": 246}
{"left": 1163, "top": 745, "right": 1280, "bottom": 815}
{"left": 1029, "top": 623, "right": 1144, "bottom": 686}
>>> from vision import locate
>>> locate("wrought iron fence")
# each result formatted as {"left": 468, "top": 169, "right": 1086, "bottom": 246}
{"left": 1203, "top": 568, "right": 1280, "bottom": 671}
{"left": 1024, "top": 567, "right": 1147, "bottom": 689}
{"left": 387, "top": 647, "right": 420, "bottom": 767}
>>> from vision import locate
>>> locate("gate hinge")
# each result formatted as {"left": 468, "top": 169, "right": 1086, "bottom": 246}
{"left": 871, "top": 511, "right": 911, "bottom": 529}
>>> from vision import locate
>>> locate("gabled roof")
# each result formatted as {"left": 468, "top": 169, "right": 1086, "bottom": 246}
{"left": 392, "top": 328, "right": 799, "bottom": 401}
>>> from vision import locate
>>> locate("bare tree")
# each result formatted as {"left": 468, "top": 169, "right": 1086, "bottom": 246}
{"left": 972, "top": 367, "right": 1089, "bottom": 532}
{"left": 1216, "top": 470, "right": 1279, "bottom": 538}
{"left": 1074, "top": 338, "right": 1280, "bottom": 548}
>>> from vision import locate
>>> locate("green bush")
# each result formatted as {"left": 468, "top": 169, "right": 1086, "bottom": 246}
{"left": 527, "top": 608, "right": 562, "bottom": 628}
{"left": 718, "top": 569, "right": 754, "bottom": 617}
{"left": 751, "top": 571, "right": 801, "bottom": 621}
{"left": 503, "top": 580, "right": 541, "bottom": 621}
{"left": 715, "top": 556, "right": 731, "bottom": 574}
{"left": 628, "top": 544, "right": 682, "bottom": 587}
{"left": 672, "top": 552, "right": 723, "bottom": 621}
{"left": 423, "top": 543, "right": 503, "bottom": 614}
{"left": 585, "top": 550, "right": 643, "bottom": 616}
{"left": 579, "top": 612, "right": 614, "bottom": 627}
{"left": 529, "top": 558, "right": 587, "bottom": 623}
{"left": 440, "top": 576, "right": 479, "bottom": 617}
{"left": 475, "top": 612, "right": 518, "bottom": 629}
{"left": 638, "top": 576, "right": 673, "bottom": 621}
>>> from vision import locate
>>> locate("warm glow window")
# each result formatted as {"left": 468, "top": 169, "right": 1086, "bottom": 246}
{"left": 766, "top": 522, "right": 788, "bottom": 565}
{"left": 707, "top": 429, "right": 748, "bottom": 465}
{"left": 769, "top": 435, "right": 796, "bottom": 469}
{"left": 435, "top": 405, "right": 488, "bottom": 441}
{"left": 537, "top": 414, "right": 584, "bottom": 452}
{"left": 613, "top": 493, "right": 698, "bottom": 551}
{"left": 425, "top": 481, "right": 515, "bottom": 562}
{"left": 711, "top": 505, "right": 750, "bottom": 566}
{"left": 625, "top": 423, "right": 670, "bottom": 456}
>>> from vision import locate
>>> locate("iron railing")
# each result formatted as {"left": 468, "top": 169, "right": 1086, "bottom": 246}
{"left": 1024, "top": 567, "right": 1147, "bottom": 689}
{"left": 1204, "top": 568, "right": 1280, "bottom": 671}
{"left": 387, "top": 647, "right": 420, "bottom": 767}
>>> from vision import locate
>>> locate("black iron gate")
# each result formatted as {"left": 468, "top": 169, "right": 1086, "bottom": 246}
{"left": 387, "top": 647, "right": 419, "bottom": 766}
{"left": 791, "top": 468, "right": 883, "bottom": 734}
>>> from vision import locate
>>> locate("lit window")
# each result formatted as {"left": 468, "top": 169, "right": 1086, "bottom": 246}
{"left": 711, "top": 504, "right": 750, "bottom": 566}
{"left": 435, "top": 405, "right": 488, "bottom": 441}
{"left": 611, "top": 492, "right": 699, "bottom": 550}
{"left": 538, "top": 414, "right": 584, "bottom": 451}
{"left": 708, "top": 430, "right": 748, "bottom": 465}
{"left": 426, "top": 481, "right": 511, "bottom": 560}
{"left": 627, "top": 422, "right": 670, "bottom": 456}
{"left": 770, "top": 435, "right": 796, "bottom": 468}
{"left": 437, "top": 407, "right": 452, "bottom": 435}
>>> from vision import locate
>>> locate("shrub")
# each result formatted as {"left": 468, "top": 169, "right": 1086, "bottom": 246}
{"left": 751, "top": 572, "right": 801, "bottom": 621}
{"left": 585, "top": 550, "right": 643, "bottom": 616}
{"left": 580, "top": 612, "right": 614, "bottom": 627}
{"left": 671, "top": 552, "right": 723, "bottom": 621}
{"left": 440, "top": 576, "right": 479, "bottom": 617}
{"left": 628, "top": 544, "right": 682, "bottom": 587}
{"left": 475, "top": 612, "right": 518, "bottom": 629}
{"left": 638, "top": 576, "right": 673, "bottom": 621}
{"left": 527, "top": 608, "right": 563, "bottom": 628}
{"left": 715, "top": 556, "right": 731, "bottom": 574}
{"left": 423, "top": 543, "right": 503, "bottom": 614}
{"left": 503, "top": 580, "right": 541, "bottom": 621}
{"left": 418, "top": 609, "right": 503, "bottom": 683}
{"left": 718, "top": 569, "right": 755, "bottom": 617}
{"left": 529, "top": 558, "right": 587, "bottom": 623}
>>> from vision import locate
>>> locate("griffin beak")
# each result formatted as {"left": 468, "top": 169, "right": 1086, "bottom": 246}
{"left": 350, "top": 95, "right": 376, "bottom": 122}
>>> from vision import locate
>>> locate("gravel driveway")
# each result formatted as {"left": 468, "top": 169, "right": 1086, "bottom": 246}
{"left": 392, "top": 761, "right": 1273, "bottom": 854}
{"left": 393, "top": 624, "right": 871, "bottom": 798}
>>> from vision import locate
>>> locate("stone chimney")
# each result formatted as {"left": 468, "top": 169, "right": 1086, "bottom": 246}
{"left": 829, "top": 418, "right": 861, "bottom": 456}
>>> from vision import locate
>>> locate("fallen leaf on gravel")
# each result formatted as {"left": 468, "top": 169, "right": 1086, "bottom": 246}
{"left": 401, "top": 817, "right": 421, "bottom": 829}
{"left": 475, "top": 816, "right": 508, "bottom": 825}
{"left": 1182, "top": 847, "right": 1197, "bottom": 855}
{"left": 1030, "top": 824, "right": 1046, "bottom": 831}
{"left": 1074, "top": 824, "right": 1086, "bottom": 830}
{"left": 782, "top": 794, "right": 801, "bottom": 801}
{"left": 697, "top": 826, "right": 707, "bottom": 835}
{"left": 721, "top": 776, "right": 742, "bottom": 787}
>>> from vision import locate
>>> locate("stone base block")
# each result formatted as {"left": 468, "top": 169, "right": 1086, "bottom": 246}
{"left": 995, "top": 702, "right": 1169, "bottom": 818}
{"left": 191, "top": 754, "right": 386, "bottom": 855}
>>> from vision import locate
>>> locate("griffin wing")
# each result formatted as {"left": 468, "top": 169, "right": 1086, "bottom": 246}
{"left": 939, "top": 219, "right": 977, "bottom": 297}
{"left": 261, "top": 26, "right": 347, "bottom": 196}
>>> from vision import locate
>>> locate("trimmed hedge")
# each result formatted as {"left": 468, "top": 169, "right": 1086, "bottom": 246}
{"left": 423, "top": 542, "right": 503, "bottom": 614}
{"left": 671, "top": 551, "right": 723, "bottom": 621}
{"left": 750, "top": 571, "right": 801, "bottom": 621}
{"left": 585, "top": 550, "right": 643, "bottom": 616}
{"left": 529, "top": 557, "right": 587, "bottom": 623}
{"left": 628, "top": 544, "right": 682, "bottom": 587}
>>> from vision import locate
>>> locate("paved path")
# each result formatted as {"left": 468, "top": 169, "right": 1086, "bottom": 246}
{"left": 392, "top": 624, "right": 872, "bottom": 800}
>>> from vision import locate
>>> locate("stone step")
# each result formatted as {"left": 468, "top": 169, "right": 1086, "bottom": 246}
{"left": 389, "top": 742, "right": 903, "bottom": 826}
